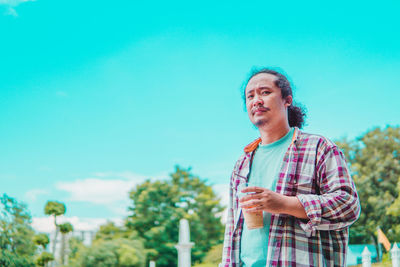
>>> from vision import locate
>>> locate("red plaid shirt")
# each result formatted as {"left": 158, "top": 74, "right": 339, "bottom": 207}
{"left": 220, "top": 128, "right": 360, "bottom": 267}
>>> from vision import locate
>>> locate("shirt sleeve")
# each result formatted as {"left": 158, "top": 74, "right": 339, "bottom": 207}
{"left": 220, "top": 170, "right": 235, "bottom": 267}
{"left": 296, "top": 145, "right": 361, "bottom": 236}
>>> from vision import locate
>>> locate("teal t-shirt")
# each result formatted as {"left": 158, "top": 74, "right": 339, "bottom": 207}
{"left": 240, "top": 128, "right": 294, "bottom": 267}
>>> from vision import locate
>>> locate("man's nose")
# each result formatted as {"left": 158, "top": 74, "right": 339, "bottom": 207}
{"left": 253, "top": 94, "right": 263, "bottom": 106}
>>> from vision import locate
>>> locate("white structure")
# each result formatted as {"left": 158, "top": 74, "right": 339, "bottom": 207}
{"left": 391, "top": 243, "right": 400, "bottom": 267}
{"left": 46, "top": 230, "right": 95, "bottom": 267}
{"left": 175, "top": 219, "right": 194, "bottom": 267}
{"left": 362, "top": 246, "right": 371, "bottom": 267}
{"left": 149, "top": 261, "right": 156, "bottom": 267}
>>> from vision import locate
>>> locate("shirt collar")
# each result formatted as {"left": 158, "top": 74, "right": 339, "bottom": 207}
{"left": 243, "top": 127, "right": 299, "bottom": 153}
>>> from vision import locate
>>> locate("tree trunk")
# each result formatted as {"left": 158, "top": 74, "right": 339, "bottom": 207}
{"left": 60, "top": 233, "right": 65, "bottom": 265}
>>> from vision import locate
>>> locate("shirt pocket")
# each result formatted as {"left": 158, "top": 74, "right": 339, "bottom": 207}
{"left": 295, "top": 174, "right": 315, "bottom": 194}
{"left": 291, "top": 161, "right": 319, "bottom": 195}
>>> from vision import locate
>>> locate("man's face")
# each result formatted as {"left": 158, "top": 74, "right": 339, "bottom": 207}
{"left": 245, "top": 73, "right": 292, "bottom": 128}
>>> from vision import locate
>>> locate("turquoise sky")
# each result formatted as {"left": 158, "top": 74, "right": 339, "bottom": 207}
{"left": 1, "top": 0, "right": 399, "bottom": 224}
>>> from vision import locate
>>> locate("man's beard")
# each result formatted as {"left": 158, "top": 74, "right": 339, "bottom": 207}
{"left": 254, "top": 119, "right": 268, "bottom": 128}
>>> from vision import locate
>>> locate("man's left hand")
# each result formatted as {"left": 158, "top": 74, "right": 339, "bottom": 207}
{"left": 239, "top": 186, "right": 286, "bottom": 214}
{"left": 239, "top": 186, "right": 308, "bottom": 219}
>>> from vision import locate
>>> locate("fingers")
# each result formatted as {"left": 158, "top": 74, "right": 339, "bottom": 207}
{"left": 245, "top": 206, "right": 263, "bottom": 213}
{"left": 240, "top": 186, "right": 264, "bottom": 194}
{"left": 239, "top": 193, "right": 262, "bottom": 203}
{"left": 239, "top": 199, "right": 262, "bottom": 209}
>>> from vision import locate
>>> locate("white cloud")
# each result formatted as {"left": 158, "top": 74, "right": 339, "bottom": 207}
{"left": 0, "top": 0, "right": 35, "bottom": 16}
{"left": 55, "top": 171, "right": 147, "bottom": 216}
{"left": 25, "top": 188, "right": 48, "bottom": 202}
{"left": 31, "top": 216, "right": 124, "bottom": 233}
{"left": 212, "top": 183, "right": 229, "bottom": 208}
{"left": 56, "top": 178, "right": 138, "bottom": 205}
{"left": 212, "top": 183, "right": 230, "bottom": 224}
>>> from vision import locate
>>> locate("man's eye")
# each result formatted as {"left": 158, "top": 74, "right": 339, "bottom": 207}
{"left": 247, "top": 95, "right": 254, "bottom": 99}
{"left": 262, "top": 91, "right": 270, "bottom": 95}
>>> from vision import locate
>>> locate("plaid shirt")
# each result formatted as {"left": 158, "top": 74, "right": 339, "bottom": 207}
{"left": 220, "top": 128, "right": 360, "bottom": 267}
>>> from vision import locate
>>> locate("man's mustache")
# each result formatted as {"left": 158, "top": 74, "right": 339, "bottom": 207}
{"left": 251, "top": 106, "right": 270, "bottom": 114}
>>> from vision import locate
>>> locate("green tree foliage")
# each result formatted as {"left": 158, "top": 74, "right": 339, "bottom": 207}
{"left": 35, "top": 251, "right": 54, "bottom": 267}
{"left": 80, "top": 238, "right": 145, "bottom": 267}
{"left": 44, "top": 201, "right": 66, "bottom": 218}
{"left": 67, "top": 237, "right": 87, "bottom": 267}
{"left": 68, "top": 222, "right": 146, "bottom": 267}
{"left": 59, "top": 222, "right": 73, "bottom": 234}
{"left": 126, "top": 166, "right": 225, "bottom": 267}
{"left": 336, "top": 126, "right": 400, "bottom": 254}
{"left": 33, "top": 234, "right": 50, "bottom": 249}
{"left": 94, "top": 221, "right": 144, "bottom": 244}
{"left": 193, "top": 243, "right": 223, "bottom": 267}
{"left": 95, "top": 221, "right": 126, "bottom": 241}
{"left": 0, "top": 194, "right": 37, "bottom": 267}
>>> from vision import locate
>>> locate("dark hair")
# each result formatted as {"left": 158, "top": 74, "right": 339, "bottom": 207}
{"left": 242, "top": 67, "right": 306, "bottom": 129}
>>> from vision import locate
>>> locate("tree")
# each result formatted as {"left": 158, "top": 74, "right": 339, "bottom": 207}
{"left": 336, "top": 126, "right": 400, "bottom": 257}
{"left": 33, "top": 233, "right": 50, "bottom": 250}
{"left": 193, "top": 243, "right": 223, "bottom": 267}
{"left": 33, "top": 233, "right": 51, "bottom": 267}
{"left": 67, "top": 221, "right": 146, "bottom": 267}
{"left": 67, "top": 237, "right": 87, "bottom": 267}
{"left": 59, "top": 222, "right": 73, "bottom": 265}
{"left": 95, "top": 221, "right": 126, "bottom": 241}
{"left": 44, "top": 200, "right": 66, "bottom": 266}
{"left": 126, "top": 166, "right": 225, "bottom": 267}
{"left": 0, "top": 194, "right": 37, "bottom": 267}
{"left": 35, "top": 252, "right": 54, "bottom": 267}
{"left": 80, "top": 238, "right": 145, "bottom": 267}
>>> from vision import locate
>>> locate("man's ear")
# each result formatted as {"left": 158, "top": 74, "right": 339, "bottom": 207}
{"left": 285, "top": 95, "right": 293, "bottom": 107}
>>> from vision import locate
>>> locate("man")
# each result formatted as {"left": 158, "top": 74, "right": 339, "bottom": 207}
{"left": 220, "top": 68, "right": 360, "bottom": 267}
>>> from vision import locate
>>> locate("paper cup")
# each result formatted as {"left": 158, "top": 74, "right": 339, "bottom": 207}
{"left": 242, "top": 207, "right": 263, "bottom": 229}
{"left": 237, "top": 183, "right": 264, "bottom": 229}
